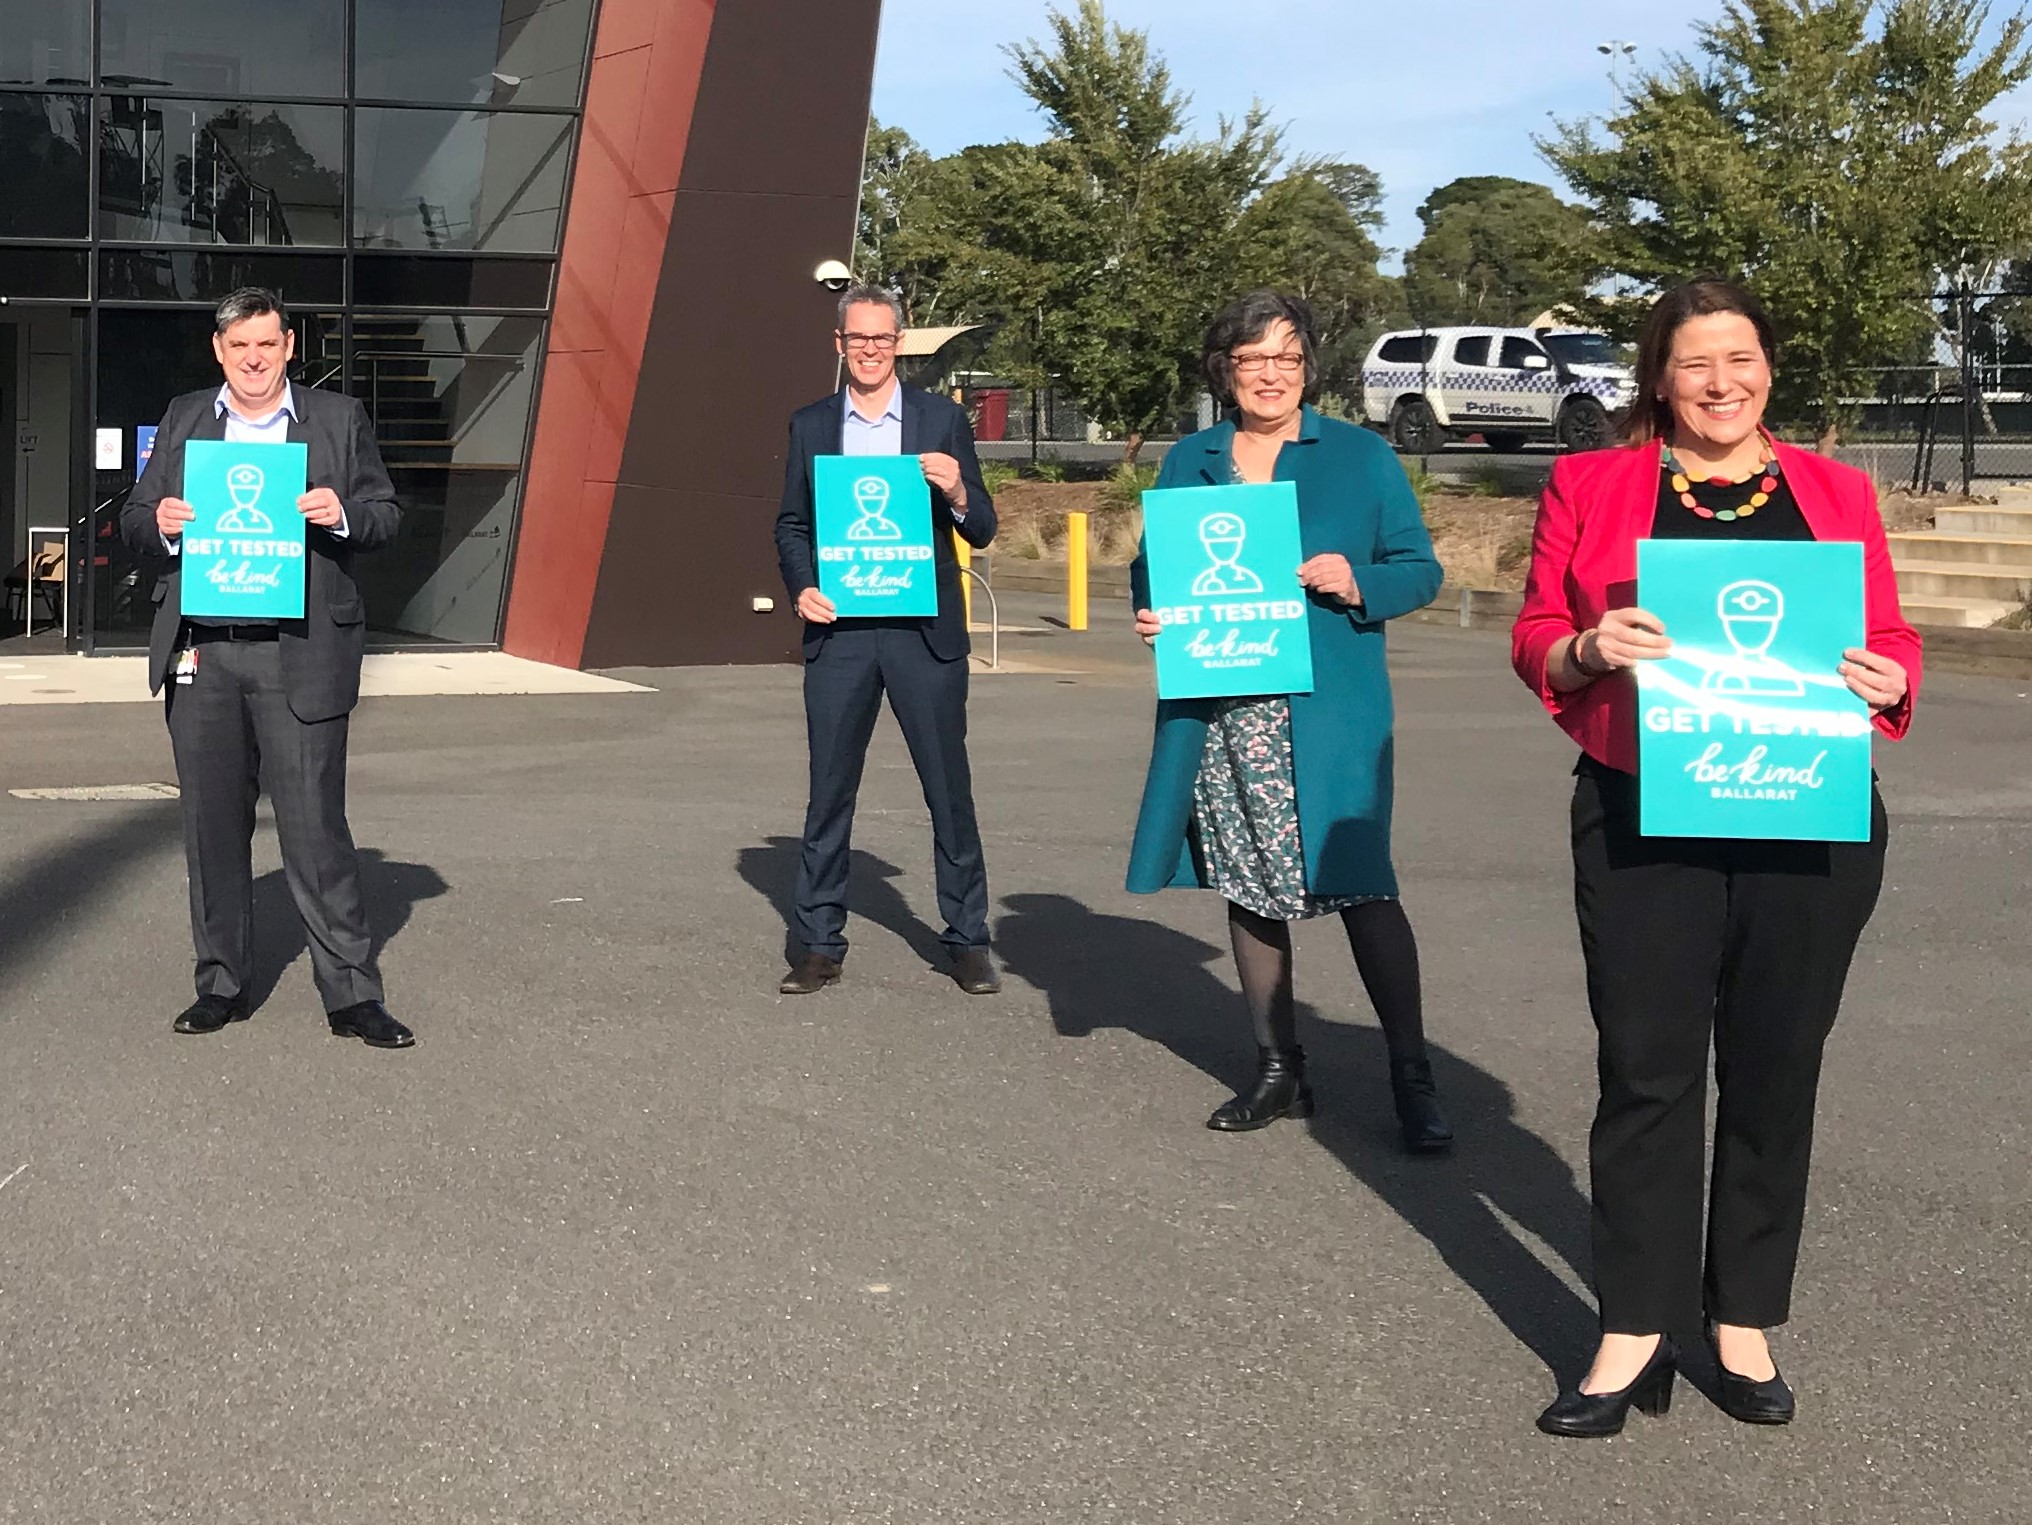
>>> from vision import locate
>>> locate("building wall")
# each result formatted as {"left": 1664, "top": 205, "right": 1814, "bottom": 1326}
{"left": 502, "top": 0, "right": 882, "bottom": 669}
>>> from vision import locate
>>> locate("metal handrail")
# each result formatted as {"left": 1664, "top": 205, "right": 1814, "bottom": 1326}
{"left": 963, "top": 566, "right": 1000, "bottom": 671}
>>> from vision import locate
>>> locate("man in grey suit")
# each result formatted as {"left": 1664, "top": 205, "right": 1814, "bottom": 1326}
{"left": 120, "top": 287, "right": 415, "bottom": 1048}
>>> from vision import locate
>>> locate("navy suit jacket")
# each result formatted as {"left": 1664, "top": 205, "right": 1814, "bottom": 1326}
{"left": 773, "top": 385, "right": 996, "bottom": 662}
{"left": 118, "top": 385, "right": 402, "bottom": 722}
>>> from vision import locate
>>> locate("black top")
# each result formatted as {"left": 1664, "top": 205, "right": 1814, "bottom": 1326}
{"left": 1649, "top": 455, "right": 1814, "bottom": 541}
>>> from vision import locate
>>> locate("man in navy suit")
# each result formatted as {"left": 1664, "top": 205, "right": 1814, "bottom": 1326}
{"left": 773, "top": 285, "right": 999, "bottom": 996}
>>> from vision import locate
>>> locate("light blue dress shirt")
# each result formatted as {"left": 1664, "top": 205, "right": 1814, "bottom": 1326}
{"left": 840, "top": 384, "right": 964, "bottom": 521}
{"left": 840, "top": 384, "right": 904, "bottom": 457}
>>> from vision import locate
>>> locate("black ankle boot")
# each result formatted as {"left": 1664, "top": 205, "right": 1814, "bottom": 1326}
{"left": 1207, "top": 1046, "right": 1314, "bottom": 1131}
{"left": 1390, "top": 1055, "right": 1454, "bottom": 1153}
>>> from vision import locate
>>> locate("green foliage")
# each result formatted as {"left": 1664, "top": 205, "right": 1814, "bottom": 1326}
{"left": 1402, "top": 176, "right": 1598, "bottom": 327}
{"left": 1096, "top": 460, "right": 1159, "bottom": 513}
{"left": 856, "top": 2, "right": 1392, "bottom": 457}
{"left": 1398, "top": 459, "right": 1442, "bottom": 505}
{"left": 1465, "top": 465, "right": 1511, "bottom": 498}
{"left": 1025, "top": 458, "right": 1069, "bottom": 482}
{"left": 980, "top": 461, "right": 1022, "bottom": 495}
{"left": 1541, "top": 0, "right": 2032, "bottom": 436}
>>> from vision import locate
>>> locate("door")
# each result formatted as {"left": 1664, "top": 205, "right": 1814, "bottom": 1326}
{"left": 1494, "top": 334, "right": 1560, "bottom": 429}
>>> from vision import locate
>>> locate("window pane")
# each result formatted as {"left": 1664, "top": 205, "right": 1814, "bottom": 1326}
{"left": 0, "top": 246, "right": 88, "bottom": 298}
{"left": 0, "top": 93, "right": 88, "bottom": 237}
{"left": 355, "top": 0, "right": 595, "bottom": 109}
{"left": 100, "top": 100, "right": 344, "bottom": 247}
{"left": 353, "top": 315, "right": 544, "bottom": 644}
{"left": 353, "top": 254, "right": 553, "bottom": 310}
{"left": 99, "top": 249, "right": 344, "bottom": 305}
{"left": 100, "top": 0, "right": 344, "bottom": 98}
{"left": 354, "top": 109, "right": 573, "bottom": 253}
{"left": 0, "top": 1, "right": 88, "bottom": 85}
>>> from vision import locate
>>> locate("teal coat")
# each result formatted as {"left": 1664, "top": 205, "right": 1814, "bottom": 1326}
{"left": 1125, "top": 408, "right": 1442, "bottom": 898}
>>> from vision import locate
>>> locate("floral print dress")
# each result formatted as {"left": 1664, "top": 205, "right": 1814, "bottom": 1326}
{"left": 1187, "top": 458, "right": 1389, "bottom": 922}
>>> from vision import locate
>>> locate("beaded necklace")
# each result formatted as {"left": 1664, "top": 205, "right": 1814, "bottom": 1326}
{"left": 1660, "top": 431, "right": 1780, "bottom": 523}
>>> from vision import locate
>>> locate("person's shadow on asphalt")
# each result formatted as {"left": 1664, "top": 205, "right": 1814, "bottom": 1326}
{"left": 245, "top": 847, "right": 450, "bottom": 1016}
{"left": 996, "top": 890, "right": 1601, "bottom": 1381}
{"left": 736, "top": 835, "right": 950, "bottom": 969}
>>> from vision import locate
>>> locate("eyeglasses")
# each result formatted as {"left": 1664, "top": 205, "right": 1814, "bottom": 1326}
{"left": 840, "top": 332, "right": 900, "bottom": 351}
{"left": 1231, "top": 352, "right": 1306, "bottom": 375}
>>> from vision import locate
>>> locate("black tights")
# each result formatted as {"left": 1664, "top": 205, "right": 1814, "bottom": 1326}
{"left": 1226, "top": 899, "right": 1427, "bottom": 1059}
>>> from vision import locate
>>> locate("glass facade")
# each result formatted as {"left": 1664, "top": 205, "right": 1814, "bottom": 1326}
{"left": 0, "top": 0, "right": 597, "bottom": 653}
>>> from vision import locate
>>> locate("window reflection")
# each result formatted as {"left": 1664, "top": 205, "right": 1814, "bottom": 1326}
{"left": 354, "top": 109, "right": 573, "bottom": 253}
{"left": 100, "top": 0, "right": 344, "bottom": 99}
{"left": 99, "top": 99, "right": 344, "bottom": 246}
{"left": 352, "top": 316, "right": 544, "bottom": 643}
{"left": 0, "top": 1, "right": 88, "bottom": 85}
{"left": 0, "top": 92, "right": 88, "bottom": 237}
{"left": 356, "top": 0, "right": 594, "bottom": 109}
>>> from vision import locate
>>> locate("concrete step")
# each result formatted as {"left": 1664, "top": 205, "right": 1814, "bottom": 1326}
{"left": 1893, "top": 559, "right": 2032, "bottom": 602}
{"left": 1898, "top": 594, "right": 2018, "bottom": 628}
{"left": 1935, "top": 505, "right": 2032, "bottom": 536}
{"left": 1886, "top": 530, "right": 2032, "bottom": 566}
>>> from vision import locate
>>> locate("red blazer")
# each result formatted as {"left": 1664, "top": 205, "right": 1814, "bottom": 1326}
{"left": 1510, "top": 441, "right": 1922, "bottom": 773}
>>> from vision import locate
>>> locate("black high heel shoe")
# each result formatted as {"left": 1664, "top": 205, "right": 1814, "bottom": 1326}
{"left": 1536, "top": 1337, "right": 1677, "bottom": 1438}
{"left": 1705, "top": 1322, "right": 1795, "bottom": 1425}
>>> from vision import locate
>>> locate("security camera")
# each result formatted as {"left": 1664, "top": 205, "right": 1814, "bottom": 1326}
{"left": 813, "top": 259, "right": 854, "bottom": 292}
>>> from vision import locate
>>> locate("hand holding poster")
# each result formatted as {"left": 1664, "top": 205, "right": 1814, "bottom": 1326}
{"left": 1635, "top": 541, "right": 1871, "bottom": 842}
{"left": 180, "top": 439, "right": 309, "bottom": 619}
{"left": 813, "top": 454, "right": 938, "bottom": 618}
{"left": 1142, "top": 481, "right": 1314, "bottom": 700}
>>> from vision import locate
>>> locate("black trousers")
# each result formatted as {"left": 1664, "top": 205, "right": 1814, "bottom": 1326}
{"left": 794, "top": 623, "right": 988, "bottom": 960}
{"left": 1570, "top": 758, "right": 1886, "bottom": 1334}
{"left": 165, "top": 634, "right": 382, "bottom": 1013}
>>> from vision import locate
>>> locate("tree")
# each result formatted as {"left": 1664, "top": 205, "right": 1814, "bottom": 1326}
{"left": 851, "top": 3, "right": 1394, "bottom": 455}
{"left": 1401, "top": 176, "right": 1598, "bottom": 327}
{"left": 994, "top": 0, "right": 1284, "bottom": 459}
{"left": 1236, "top": 161, "right": 1397, "bottom": 393}
{"left": 1542, "top": 0, "right": 2032, "bottom": 442}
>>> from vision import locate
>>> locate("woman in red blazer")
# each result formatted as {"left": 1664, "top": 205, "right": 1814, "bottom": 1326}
{"left": 1511, "top": 279, "right": 1920, "bottom": 1438}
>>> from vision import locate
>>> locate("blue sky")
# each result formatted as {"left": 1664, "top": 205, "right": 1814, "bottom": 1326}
{"left": 869, "top": 0, "right": 2032, "bottom": 267}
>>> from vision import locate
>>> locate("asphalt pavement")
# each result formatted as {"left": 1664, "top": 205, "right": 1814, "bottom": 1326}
{"left": 1, "top": 620, "right": 2027, "bottom": 1523}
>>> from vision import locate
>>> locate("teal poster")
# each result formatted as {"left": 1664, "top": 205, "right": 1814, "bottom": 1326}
{"left": 1142, "top": 481, "right": 1314, "bottom": 700}
{"left": 180, "top": 439, "right": 309, "bottom": 619}
{"left": 813, "top": 454, "right": 938, "bottom": 618}
{"left": 1635, "top": 541, "right": 1871, "bottom": 842}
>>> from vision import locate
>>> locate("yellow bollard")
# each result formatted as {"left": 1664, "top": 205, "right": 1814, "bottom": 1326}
{"left": 954, "top": 529, "right": 973, "bottom": 628}
{"left": 1066, "top": 511, "right": 1089, "bottom": 631}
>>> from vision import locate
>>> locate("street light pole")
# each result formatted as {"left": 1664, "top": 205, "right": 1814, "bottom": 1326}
{"left": 1597, "top": 39, "right": 1637, "bottom": 99}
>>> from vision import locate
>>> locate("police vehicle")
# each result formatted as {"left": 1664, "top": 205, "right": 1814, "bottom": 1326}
{"left": 1360, "top": 326, "right": 1635, "bottom": 453}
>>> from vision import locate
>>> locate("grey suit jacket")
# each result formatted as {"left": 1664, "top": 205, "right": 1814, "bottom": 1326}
{"left": 119, "top": 385, "right": 402, "bottom": 722}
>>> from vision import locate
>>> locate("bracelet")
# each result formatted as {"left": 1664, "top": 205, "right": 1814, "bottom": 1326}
{"left": 1570, "top": 630, "right": 1616, "bottom": 679}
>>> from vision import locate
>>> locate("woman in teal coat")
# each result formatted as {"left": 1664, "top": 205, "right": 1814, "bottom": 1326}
{"left": 1128, "top": 292, "right": 1450, "bottom": 1149}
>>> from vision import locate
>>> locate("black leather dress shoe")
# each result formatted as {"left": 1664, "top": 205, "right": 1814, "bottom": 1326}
{"left": 1537, "top": 1337, "right": 1677, "bottom": 1438}
{"left": 779, "top": 952, "right": 843, "bottom": 995}
{"left": 949, "top": 947, "right": 1001, "bottom": 995}
{"left": 1706, "top": 1323, "right": 1795, "bottom": 1424}
{"left": 173, "top": 995, "right": 248, "bottom": 1035}
{"left": 327, "top": 1001, "right": 415, "bottom": 1049}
